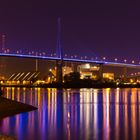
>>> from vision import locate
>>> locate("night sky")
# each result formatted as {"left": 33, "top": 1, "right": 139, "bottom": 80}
{"left": 0, "top": 1, "right": 140, "bottom": 61}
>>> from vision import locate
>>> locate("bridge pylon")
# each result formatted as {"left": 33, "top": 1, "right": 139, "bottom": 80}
{"left": 122, "top": 67, "right": 127, "bottom": 82}
{"left": 56, "top": 17, "right": 63, "bottom": 83}
{"left": 98, "top": 64, "right": 103, "bottom": 80}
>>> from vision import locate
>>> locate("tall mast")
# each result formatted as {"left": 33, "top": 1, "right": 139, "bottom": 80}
{"left": 2, "top": 34, "right": 6, "bottom": 52}
{"left": 56, "top": 17, "right": 63, "bottom": 83}
{"left": 56, "top": 17, "right": 63, "bottom": 59}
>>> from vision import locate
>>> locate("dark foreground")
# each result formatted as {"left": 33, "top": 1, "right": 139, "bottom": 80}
{"left": 0, "top": 97, "right": 37, "bottom": 119}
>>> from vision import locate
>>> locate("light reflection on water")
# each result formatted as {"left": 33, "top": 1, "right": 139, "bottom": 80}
{"left": 0, "top": 88, "right": 140, "bottom": 140}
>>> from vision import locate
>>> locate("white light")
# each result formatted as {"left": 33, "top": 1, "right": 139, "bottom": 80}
{"left": 124, "top": 59, "right": 127, "bottom": 63}
{"left": 132, "top": 60, "right": 135, "bottom": 64}
{"left": 85, "top": 63, "right": 90, "bottom": 69}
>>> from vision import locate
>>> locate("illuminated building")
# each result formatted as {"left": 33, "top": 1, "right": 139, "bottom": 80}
{"left": 78, "top": 64, "right": 100, "bottom": 79}
{"left": 48, "top": 66, "right": 73, "bottom": 83}
{"left": 5, "top": 71, "right": 40, "bottom": 85}
{"left": 103, "top": 73, "right": 114, "bottom": 80}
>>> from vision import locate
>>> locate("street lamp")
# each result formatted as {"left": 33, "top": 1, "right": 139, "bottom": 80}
{"left": 124, "top": 59, "right": 127, "bottom": 63}
{"left": 132, "top": 60, "right": 135, "bottom": 64}
{"left": 64, "top": 54, "right": 67, "bottom": 57}
{"left": 103, "top": 57, "right": 106, "bottom": 61}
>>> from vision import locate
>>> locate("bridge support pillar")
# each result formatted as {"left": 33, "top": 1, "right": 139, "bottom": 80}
{"left": 99, "top": 64, "right": 103, "bottom": 80}
{"left": 71, "top": 63, "right": 79, "bottom": 72}
{"left": 56, "top": 60, "right": 63, "bottom": 83}
{"left": 122, "top": 67, "right": 127, "bottom": 81}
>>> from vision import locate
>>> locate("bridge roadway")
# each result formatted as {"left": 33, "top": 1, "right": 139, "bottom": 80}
{"left": 0, "top": 53, "right": 140, "bottom": 69}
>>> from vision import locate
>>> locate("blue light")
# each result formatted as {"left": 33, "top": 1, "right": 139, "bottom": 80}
{"left": 0, "top": 53, "right": 140, "bottom": 68}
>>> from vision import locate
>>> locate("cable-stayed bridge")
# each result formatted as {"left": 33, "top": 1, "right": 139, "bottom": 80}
{"left": 0, "top": 18, "right": 140, "bottom": 83}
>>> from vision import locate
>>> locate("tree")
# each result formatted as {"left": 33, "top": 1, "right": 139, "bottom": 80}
{"left": 64, "top": 72, "right": 80, "bottom": 82}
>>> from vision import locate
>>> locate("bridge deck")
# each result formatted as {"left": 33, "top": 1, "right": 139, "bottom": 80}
{"left": 0, "top": 53, "right": 140, "bottom": 68}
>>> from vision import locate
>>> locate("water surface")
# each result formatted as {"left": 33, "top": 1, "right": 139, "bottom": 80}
{"left": 0, "top": 88, "right": 140, "bottom": 140}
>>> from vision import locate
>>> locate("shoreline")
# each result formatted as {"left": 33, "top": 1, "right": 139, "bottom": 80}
{"left": 0, "top": 97, "right": 37, "bottom": 119}
{"left": 0, "top": 83, "right": 140, "bottom": 89}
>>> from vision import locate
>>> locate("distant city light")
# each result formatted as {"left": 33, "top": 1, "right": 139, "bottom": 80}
{"left": 124, "top": 59, "right": 127, "bottom": 63}
{"left": 132, "top": 60, "right": 135, "bottom": 64}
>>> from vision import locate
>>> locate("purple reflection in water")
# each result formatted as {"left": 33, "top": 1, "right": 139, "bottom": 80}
{"left": 0, "top": 88, "right": 140, "bottom": 140}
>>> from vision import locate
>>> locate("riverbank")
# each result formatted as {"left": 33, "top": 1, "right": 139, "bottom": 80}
{"left": 0, "top": 97, "right": 37, "bottom": 119}
{"left": 1, "top": 81, "right": 140, "bottom": 88}
{"left": 41, "top": 81, "right": 140, "bottom": 88}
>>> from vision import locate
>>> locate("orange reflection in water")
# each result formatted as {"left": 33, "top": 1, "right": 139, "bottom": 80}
{"left": 103, "top": 88, "right": 110, "bottom": 140}
{"left": 115, "top": 88, "right": 120, "bottom": 140}
{"left": 1, "top": 88, "right": 140, "bottom": 140}
{"left": 131, "top": 89, "right": 137, "bottom": 140}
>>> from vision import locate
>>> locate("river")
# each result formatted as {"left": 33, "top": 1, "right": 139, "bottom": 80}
{"left": 0, "top": 88, "right": 140, "bottom": 140}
